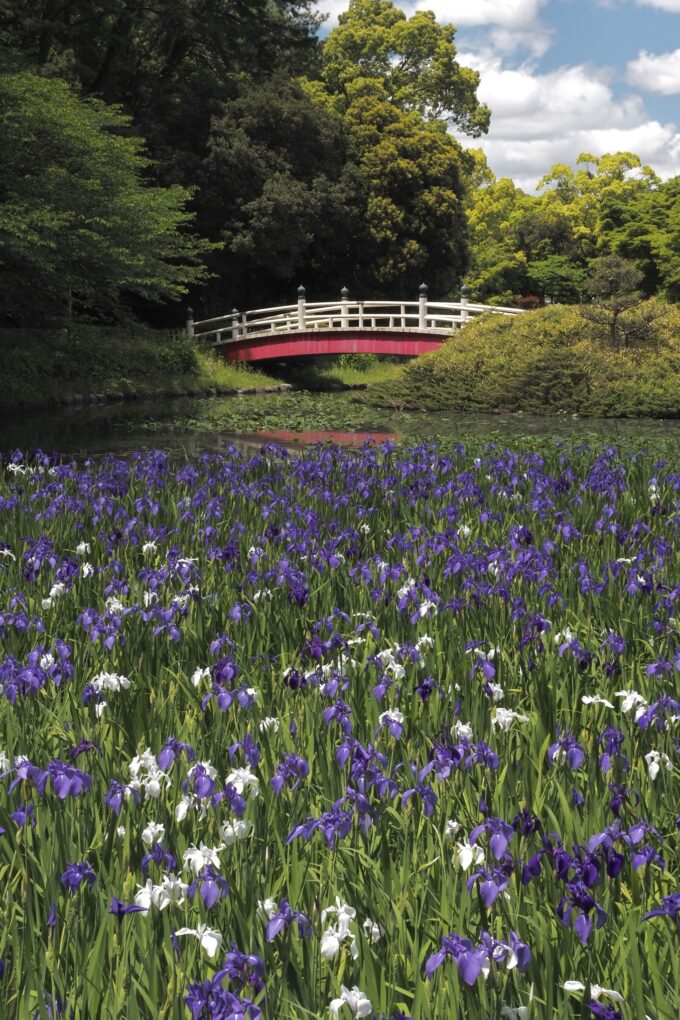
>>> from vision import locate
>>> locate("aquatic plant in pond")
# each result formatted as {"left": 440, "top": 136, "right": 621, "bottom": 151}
{"left": 0, "top": 440, "right": 678, "bottom": 1019}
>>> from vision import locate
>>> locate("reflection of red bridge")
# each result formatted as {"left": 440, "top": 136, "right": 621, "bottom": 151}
{"left": 187, "top": 286, "right": 523, "bottom": 362}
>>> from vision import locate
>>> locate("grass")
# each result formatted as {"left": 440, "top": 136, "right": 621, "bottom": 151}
{"left": 283, "top": 355, "right": 406, "bottom": 390}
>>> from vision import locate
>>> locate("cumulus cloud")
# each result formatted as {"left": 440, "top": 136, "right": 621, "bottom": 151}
{"left": 454, "top": 52, "right": 680, "bottom": 189}
{"left": 317, "top": 0, "right": 552, "bottom": 51}
{"left": 412, "top": 0, "right": 547, "bottom": 27}
{"left": 636, "top": 0, "right": 680, "bottom": 11}
{"left": 313, "top": 2, "right": 680, "bottom": 189}
{"left": 627, "top": 48, "right": 680, "bottom": 92}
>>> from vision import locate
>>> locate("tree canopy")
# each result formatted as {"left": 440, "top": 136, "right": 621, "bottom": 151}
{"left": 0, "top": 70, "right": 211, "bottom": 325}
{"left": 1, "top": 0, "right": 678, "bottom": 323}
{"left": 319, "top": 0, "right": 490, "bottom": 134}
{"left": 465, "top": 149, "right": 678, "bottom": 307}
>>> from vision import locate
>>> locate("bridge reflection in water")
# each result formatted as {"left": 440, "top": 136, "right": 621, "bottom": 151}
{"left": 187, "top": 285, "right": 523, "bottom": 362}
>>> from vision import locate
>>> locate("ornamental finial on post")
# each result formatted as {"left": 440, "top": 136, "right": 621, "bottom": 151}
{"left": 297, "top": 285, "right": 306, "bottom": 329}
{"left": 340, "top": 286, "right": 350, "bottom": 328}
{"left": 460, "top": 283, "right": 470, "bottom": 324}
{"left": 418, "top": 283, "right": 428, "bottom": 329}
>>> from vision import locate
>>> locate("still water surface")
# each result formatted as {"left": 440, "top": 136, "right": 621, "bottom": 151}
{"left": 1, "top": 392, "right": 679, "bottom": 456}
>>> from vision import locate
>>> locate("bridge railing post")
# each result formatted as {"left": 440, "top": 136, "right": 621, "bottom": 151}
{"left": 419, "top": 283, "right": 428, "bottom": 329}
{"left": 231, "top": 308, "right": 240, "bottom": 341}
{"left": 358, "top": 301, "right": 364, "bottom": 329}
{"left": 340, "top": 287, "right": 349, "bottom": 329}
{"left": 297, "top": 285, "right": 306, "bottom": 330}
{"left": 460, "top": 284, "right": 470, "bottom": 325}
{"left": 186, "top": 306, "right": 194, "bottom": 338}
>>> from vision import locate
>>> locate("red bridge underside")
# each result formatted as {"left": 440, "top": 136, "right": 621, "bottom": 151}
{"left": 217, "top": 329, "right": 445, "bottom": 362}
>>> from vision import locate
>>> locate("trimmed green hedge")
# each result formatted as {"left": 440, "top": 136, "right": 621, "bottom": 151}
{"left": 376, "top": 301, "right": 680, "bottom": 417}
{"left": 0, "top": 326, "right": 203, "bottom": 408}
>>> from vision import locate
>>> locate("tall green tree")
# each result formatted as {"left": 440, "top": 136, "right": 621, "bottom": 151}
{"left": 462, "top": 155, "right": 531, "bottom": 302}
{"left": 198, "top": 75, "right": 363, "bottom": 310}
{"left": 0, "top": 71, "right": 211, "bottom": 325}
{"left": 536, "top": 152, "right": 660, "bottom": 258}
{"left": 319, "top": 0, "right": 490, "bottom": 134}
{"left": 0, "top": 0, "right": 322, "bottom": 182}
{"left": 343, "top": 94, "right": 469, "bottom": 294}
{"left": 305, "top": 0, "right": 489, "bottom": 297}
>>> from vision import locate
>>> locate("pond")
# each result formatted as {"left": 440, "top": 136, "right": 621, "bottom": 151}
{"left": 1, "top": 390, "right": 680, "bottom": 456}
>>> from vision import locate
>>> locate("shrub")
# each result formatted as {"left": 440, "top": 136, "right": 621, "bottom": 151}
{"left": 376, "top": 301, "right": 680, "bottom": 417}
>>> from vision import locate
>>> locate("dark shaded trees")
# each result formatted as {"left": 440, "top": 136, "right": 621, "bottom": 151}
{"left": 198, "top": 75, "right": 364, "bottom": 310}
{"left": 0, "top": 71, "right": 211, "bottom": 325}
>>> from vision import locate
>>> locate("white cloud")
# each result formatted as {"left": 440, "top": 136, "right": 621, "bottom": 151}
{"left": 627, "top": 48, "right": 680, "bottom": 92}
{"left": 636, "top": 0, "right": 680, "bottom": 10}
{"left": 454, "top": 52, "right": 680, "bottom": 190}
{"left": 313, "top": 2, "right": 680, "bottom": 189}
{"left": 412, "top": 0, "right": 547, "bottom": 28}
{"left": 317, "top": 0, "right": 552, "bottom": 51}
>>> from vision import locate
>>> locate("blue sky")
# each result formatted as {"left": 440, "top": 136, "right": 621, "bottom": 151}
{"left": 317, "top": 0, "right": 680, "bottom": 190}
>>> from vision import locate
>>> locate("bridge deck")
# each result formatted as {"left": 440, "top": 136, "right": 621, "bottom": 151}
{"left": 188, "top": 295, "right": 522, "bottom": 361}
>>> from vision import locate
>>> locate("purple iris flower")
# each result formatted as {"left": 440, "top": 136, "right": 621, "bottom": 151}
{"left": 467, "top": 865, "right": 511, "bottom": 908}
{"left": 415, "top": 675, "right": 439, "bottom": 703}
{"left": 548, "top": 729, "right": 585, "bottom": 770}
{"left": 67, "top": 739, "right": 103, "bottom": 761}
{"left": 597, "top": 727, "right": 628, "bottom": 773}
{"left": 47, "top": 759, "right": 93, "bottom": 799}
{"left": 322, "top": 699, "right": 353, "bottom": 735}
{"left": 608, "top": 783, "right": 637, "bottom": 816}
{"left": 573, "top": 787, "right": 585, "bottom": 808}
{"left": 214, "top": 943, "right": 265, "bottom": 994}
{"left": 425, "top": 929, "right": 531, "bottom": 985}
{"left": 282, "top": 667, "right": 307, "bottom": 691}
{"left": 470, "top": 816, "right": 515, "bottom": 859}
{"left": 556, "top": 882, "right": 607, "bottom": 944}
{"left": 211, "top": 782, "right": 247, "bottom": 818}
{"left": 636, "top": 695, "right": 680, "bottom": 731}
{"left": 271, "top": 754, "right": 309, "bottom": 795}
{"left": 265, "top": 899, "right": 312, "bottom": 941}
{"left": 642, "top": 892, "right": 680, "bottom": 920}
{"left": 401, "top": 765, "right": 438, "bottom": 817}
{"left": 183, "top": 763, "right": 217, "bottom": 799}
{"left": 141, "top": 843, "right": 177, "bottom": 875}
{"left": 8, "top": 758, "right": 48, "bottom": 797}
{"left": 465, "top": 742, "right": 499, "bottom": 771}
{"left": 228, "top": 734, "right": 261, "bottom": 767}
{"left": 631, "top": 844, "right": 665, "bottom": 872}
{"left": 188, "top": 866, "right": 230, "bottom": 909}
{"left": 285, "top": 803, "right": 353, "bottom": 848}
{"left": 512, "top": 809, "right": 542, "bottom": 836}
{"left": 157, "top": 737, "right": 195, "bottom": 772}
{"left": 185, "top": 980, "right": 262, "bottom": 1020}
{"left": 108, "top": 896, "right": 146, "bottom": 921}
{"left": 588, "top": 1004, "right": 622, "bottom": 1020}
{"left": 104, "top": 780, "right": 139, "bottom": 815}
{"left": 61, "top": 861, "right": 96, "bottom": 894}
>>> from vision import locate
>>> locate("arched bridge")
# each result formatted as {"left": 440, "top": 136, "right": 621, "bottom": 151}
{"left": 187, "top": 286, "right": 524, "bottom": 362}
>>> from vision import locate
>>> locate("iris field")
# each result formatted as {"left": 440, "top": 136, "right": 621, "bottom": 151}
{"left": 0, "top": 440, "right": 678, "bottom": 1019}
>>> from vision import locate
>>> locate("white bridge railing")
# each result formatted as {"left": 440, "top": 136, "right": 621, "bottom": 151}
{"left": 186, "top": 286, "right": 523, "bottom": 344}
